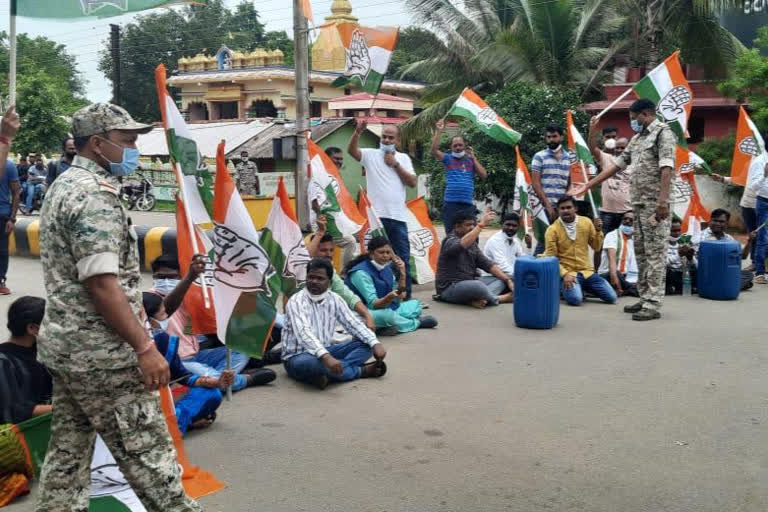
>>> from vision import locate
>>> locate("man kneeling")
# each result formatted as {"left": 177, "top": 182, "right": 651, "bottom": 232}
{"left": 282, "top": 258, "right": 387, "bottom": 390}
{"left": 435, "top": 210, "right": 514, "bottom": 308}
{"left": 544, "top": 196, "right": 617, "bottom": 306}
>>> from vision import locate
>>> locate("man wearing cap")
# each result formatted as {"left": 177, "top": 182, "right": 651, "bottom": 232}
{"left": 36, "top": 103, "right": 201, "bottom": 512}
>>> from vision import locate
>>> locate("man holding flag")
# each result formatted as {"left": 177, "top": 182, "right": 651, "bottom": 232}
{"left": 571, "top": 100, "right": 676, "bottom": 321}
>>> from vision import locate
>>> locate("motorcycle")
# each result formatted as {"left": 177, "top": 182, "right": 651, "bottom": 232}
{"left": 19, "top": 180, "right": 46, "bottom": 215}
{"left": 120, "top": 172, "right": 156, "bottom": 211}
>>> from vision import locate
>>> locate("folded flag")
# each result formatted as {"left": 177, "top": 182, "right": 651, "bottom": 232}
{"left": 261, "top": 177, "right": 310, "bottom": 298}
{"left": 13, "top": 0, "right": 206, "bottom": 18}
{"left": 356, "top": 187, "right": 388, "bottom": 252}
{"left": 730, "top": 106, "right": 766, "bottom": 186}
{"left": 448, "top": 88, "right": 521, "bottom": 146}
{"left": 405, "top": 197, "right": 438, "bottom": 284}
{"left": 331, "top": 23, "right": 399, "bottom": 95}
{"left": 212, "top": 141, "right": 277, "bottom": 359}
{"left": 307, "top": 137, "right": 365, "bottom": 238}
{"left": 633, "top": 51, "right": 693, "bottom": 142}
{"left": 513, "top": 146, "right": 549, "bottom": 243}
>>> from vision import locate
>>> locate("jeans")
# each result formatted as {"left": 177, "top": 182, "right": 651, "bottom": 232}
{"left": 479, "top": 275, "right": 510, "bottom": 296}
{"left": 381, "top": 217, "right": 412, "bottom": 298}
{"left": 25, "top": 182, "right": 43, "bottom": 210}
{"left": 440, "top": 279, "right": 499, "bottom": 306}
{"left": 742, "top": 206, "right": 757, "bottom": 263}
{"left": 599, "top": 211, "right": 624, "bottom": 234}
{"left": 598, "top": 272, "right": 638, "bottom": 297}
{"left": 182, "top": 346, "right": 250, "bottom": 392}
{"left": 283, "top": 340, "right": 372, "bottom": 383}
{"left": 561, "top": 273, "right": 618, "bottom": 306}
{"left": 755, "top": 197, "right": 768, "bottom": 275}
{"left": 441, "top": 201, "right": 476, "bottom": 234}
{"left": 0, "top": 216, "right": 9, "bottom": 282}
{"left": 174, "top": 386, "right": 222, "bottom": 435}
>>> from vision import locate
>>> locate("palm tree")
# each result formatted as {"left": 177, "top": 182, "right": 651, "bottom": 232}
{"left": 399, "top": 0, "right": 630, "bottom": 138}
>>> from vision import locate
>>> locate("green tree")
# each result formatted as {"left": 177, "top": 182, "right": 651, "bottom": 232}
{"left": 263, "top": 31, "right": 294, "bottom": 66}
{"left": 694, "top": 133, "right": 735, "bottom": 174}
{"left": 13, "top": 72, "right": 70, "bottom": 156}
{"left": 426, "top": 81, "right": 590, "bottom": 215}
{"left": 719, "top": 26, "right": 768, "bottom": 132}
{"left": 388, "top": 27, "right": 442, "bottom": 80}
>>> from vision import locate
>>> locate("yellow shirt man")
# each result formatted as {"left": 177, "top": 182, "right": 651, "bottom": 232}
{"left": 544, "top": 216, "right": 604, "bottom": 278}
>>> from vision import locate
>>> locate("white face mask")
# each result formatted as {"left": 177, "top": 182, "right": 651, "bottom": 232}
{"left": 371, "top": 260, "right": 390, "bottom": 271}
{"left": 380, "top": 143, "right": 396, "bottom": 153}
{"left": 603, "top": 138, "right": 617, "bottom": 150}
{"left": 308, "top": 290, "right": 329, "bottom": 303}
{"left": 153, "top": 278, "right": 179, "bottom": 296}
{"left": 451, "top": 151, "right": 466, "bottom": 159}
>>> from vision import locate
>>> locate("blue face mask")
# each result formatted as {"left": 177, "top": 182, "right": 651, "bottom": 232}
{"left": 153, "top": 278, "right": 179, "bottom": 296}
{"left": 630, "top": 119, "right": 644, "bottom": 134}
{"left": 620, "top": 224, "right": 634, "bottom": 236}
{"left": 380, "top": 143, "right": 396, "bottom": 153}
{"left": 101, "top": 138, "right": 141, "bottom": 176}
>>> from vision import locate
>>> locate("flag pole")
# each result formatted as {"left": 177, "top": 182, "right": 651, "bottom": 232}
{"left": 9, "top": 0, "right": 17, "bottom": 105}
{"left": 579, "top": 161, "right": 598, "bottom": 218}
{"left": 225, "top": 348, "right": 232, "bottom": 401}
{"left": 595, "top": 87, "right": 633, "bottom": 120}
{"left": 173, "top": 163, "right": 211, "bottom": 308}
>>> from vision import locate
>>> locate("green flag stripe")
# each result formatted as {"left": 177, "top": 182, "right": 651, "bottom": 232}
{"left": 17, "top": 0, "right": 206, "bottom": 18}
{"left": 225, "top": 291, "right": 276, "bottom": 359}
{"left": 332, "top": 70, "right": 385, "bottom": 95}
{"left": 632, "top": 77, "right": 662, "bottom": 103}
{"left": 259, "top": 227, "right": 291, "bottom": 297}
{"left": 319, "top": 184, "right": 344, "bottom": 238}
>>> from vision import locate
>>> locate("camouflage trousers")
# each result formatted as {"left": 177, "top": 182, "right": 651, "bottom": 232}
{"left": 237, "top": 175, "right": 259, "bottom": 197}
{"left": 633, "top": 204, "right": 671, "bottom": 311}
{"left": 36, "top": 367, "right": 202, "bottom": 512}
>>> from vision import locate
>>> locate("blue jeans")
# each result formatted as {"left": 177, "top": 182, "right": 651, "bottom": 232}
{"left": 561, "top": 272, "right": 618, "bottom": 306}
{"left": 182, "top": 346, "right": 250, "bottom": 392}
{"left": 755, "top": 197, "right": 768, "bottom": 275}
{"left": 441, "top": 201, "right": 476, "bottom": 234}
{"left": 381, "top": 217, "right": 412, "bottom": 298}
{"left": 0, "top": 216, "right": 8, "bottom": 282}
{"left": 25, "top": 182, "right": 43, "bottom": 210}
{"left": 283, "top": 340, "right": 372, "bottom": 383}
{"left": 742, "top": 206, "right": 757, "bottom": 263}
{"left": 175, "top": 386, "right": 222, "bottom": 435}
{"left": 440, "top": 279, "right": 500, "bottom": 306}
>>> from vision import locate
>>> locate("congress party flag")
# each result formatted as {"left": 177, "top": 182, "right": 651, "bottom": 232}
{"left": 513, "top": 146, "right": 549, "bottom": 243}
{"left": 331, "top": 23, "right": 399, "bottom": 95}
{"left": 175, "top": 197, "right": 217, "bottom": 334}
{"left": 730, "top": 106, "right": 766, "bottom": 186}
{"left": 212, "top": 141, "right": 277, "bottom": 359}
{"left": 357, "top": 186, "right": 388, "bottom": 252}
{"left": 307, "top": 137, "right": 365, "bottom": 238}
{"left": 566, "top": 110, "right": 595, "bottom": 166}
{"left": 671, "top": 159, "right": 708, "bottom": 239}
{"left": 13, "top": 0, "right": 207, "bottom": 18}
{"left": 675, "top": 145, "right": 711, "bottom": 175}
{"left": 448, "top": 88, "right": 521, "bottom": 146}
{"left": 156, "top": 64, "right": 214, "bottom": 216}
{"left": 632, "top": 51, "right": 693, "bottom": 142}
{"left": 405, "top": 197, "right": 438, "bottom": 284}
{"left": 261, "top": 177, "right": 310, "bottom": 298}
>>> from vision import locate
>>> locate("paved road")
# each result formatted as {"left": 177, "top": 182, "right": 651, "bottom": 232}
{"left": 5, "top": 255, "right": 768, "bottom": 512}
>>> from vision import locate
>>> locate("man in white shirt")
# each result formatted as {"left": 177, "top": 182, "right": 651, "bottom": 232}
{"left": 479, "top": 212, "right": 531, "bottom": 295}
{"left": 348, "top": 120, "right": 417, "bottom": 298}
{"left": 282, "top": 258, "right": 387, "bottom": 390}
{"left": 598, "top": 211, "right": 638, "bottom": 297}
{"left": 745, "top": 153, "right": 768, "bottom": 283}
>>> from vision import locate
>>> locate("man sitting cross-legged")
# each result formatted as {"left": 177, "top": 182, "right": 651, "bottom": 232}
{"left": 435, "top": 210, "right": 514, "bottom": 308}
{"left": 544, "top": 195, "right": 617, "bottom": 306}
{"left": 597, "top": 210, "right": 639, "bottom": 297}
{"left": 479, "top": 212, "right": 532, "bottom": 295}
{"left": 282, "top": 258, "right": 387, "bottom": 390}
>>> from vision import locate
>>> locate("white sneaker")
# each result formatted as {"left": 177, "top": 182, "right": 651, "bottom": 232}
{"left": 755, "top": 275, "right": 767, "bottom": 285}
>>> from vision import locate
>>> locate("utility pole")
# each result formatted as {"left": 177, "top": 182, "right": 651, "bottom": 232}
{"left": 293, "top": 0, "right": 310, "bottom": 230}
{"left": 110, "top": 24, "right": 121, "bottom": 106}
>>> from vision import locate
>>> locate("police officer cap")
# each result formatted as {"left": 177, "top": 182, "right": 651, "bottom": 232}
{"left": 629, "top": 99, "right": 656, "bottom": 113}
{"left": 72, "top": 103, "right": 153, "bottom": 138}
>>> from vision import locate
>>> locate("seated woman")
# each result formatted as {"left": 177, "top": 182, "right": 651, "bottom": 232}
{"left": 143, "top": 293, "right": 231, "bottom": 435}
{"left": 345, "top": 236, "right": 437, "bottom": 334}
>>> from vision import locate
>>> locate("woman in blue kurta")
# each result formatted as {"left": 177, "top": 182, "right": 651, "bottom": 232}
{"left": 345, "top": 236, "right": 437, "bottom": 333}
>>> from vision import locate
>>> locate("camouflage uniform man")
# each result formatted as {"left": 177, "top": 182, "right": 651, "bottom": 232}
{"left": 36, "top": 103, "right": 202, "bottom": 512}
{"left": 571, "top": 99, "right": 676, "bottom": 321}
{"left": 235, "top": 149, "right": 259, "bottom": 196}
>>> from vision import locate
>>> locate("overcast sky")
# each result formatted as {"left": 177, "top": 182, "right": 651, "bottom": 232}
{"left": 0, "top": 0, "right": 413, "bottom": 102}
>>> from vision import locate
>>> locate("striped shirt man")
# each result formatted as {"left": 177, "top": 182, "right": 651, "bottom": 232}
{"left": 282, "top": 288, "right": 379, "bottom": 361}
{"left": 531, "top": 147, "right": 574, "bottom": 205}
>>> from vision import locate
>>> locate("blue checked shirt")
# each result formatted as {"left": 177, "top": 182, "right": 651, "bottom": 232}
{"left": 531, "top": 148, "right": 574, "bottom": 205}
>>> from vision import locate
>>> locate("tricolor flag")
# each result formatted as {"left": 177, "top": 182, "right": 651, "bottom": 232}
{"left": 331, "top": 23, "right": 399, "bottom": 95}
{"left": 357, "top": 186, "right": 388, "bottom": 252}
{"left": 632, "top": 51, "right": 693, "bottom": 142}
{"left": 261, "top": 178, "right": 310, "bottom": 298}
{"left": 212, "top": 141, "right": 278, "bottom": 359}
{"left": 156, "top": 64, "right": 214, "bottom": 216}
{"left": 448, "top": 88, "right": 521, "bottom": 146}
{"left": 671, "top": 155, "right": 709, "bottom": 240}
{"left": 565, "top": 110, "right": 600, "bottom": 208}
{"left": 730, "top": 106, "right": 766, "bottom": 186}
{"left": 512, "top": 146, "right": 549, "bottom": 243}
{"left": 176, "top": 196, "right": 217, "bottom": 334}
{"left": 675, "top": 145, "right": 711, "bottom": 175}
{"left": 307, "top": 137, "right": 365, "bottom": 238}
{"left": 405, "top": 197, "right": 438, "bottom": 284}
{"left": 13, "top": 0, "right": 207, "bottom": 18}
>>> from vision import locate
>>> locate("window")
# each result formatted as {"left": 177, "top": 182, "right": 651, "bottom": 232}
{"left": 310, "top": 101, "right": 323, "bottom": 117}
{"left": 344, "top": 88, "right": 351, "bottom": 96}
{"left": 249, "top": 100, "right": 277, "bottom": 118}
{"left": 687, "top": 116, "right": 706, "bottom": 144}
